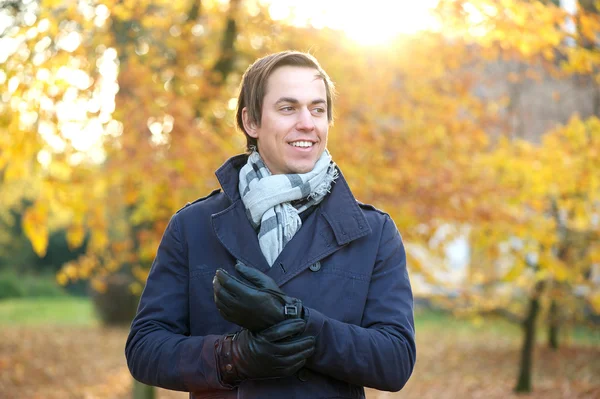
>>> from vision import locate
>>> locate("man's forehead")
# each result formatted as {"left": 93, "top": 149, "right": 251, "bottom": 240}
{"left": 269, "top": 65, "right": 321, "bottom": 78}
{"left": 265, "top": 66, "right": 326, "bottom": 97}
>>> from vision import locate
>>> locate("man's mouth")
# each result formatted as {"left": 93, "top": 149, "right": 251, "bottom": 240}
{"left": 289, "top": 141, "right": 314, "bottom": 148}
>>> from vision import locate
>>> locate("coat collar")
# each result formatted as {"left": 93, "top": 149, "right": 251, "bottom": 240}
{"left": 214, "top": 153, "right": 371, "bottom": 246}
{"left": 214, "top": 153, "right": 248, "bottom": 202}
{"left": 212, "top": 154, "right": 371, "bottom": 285}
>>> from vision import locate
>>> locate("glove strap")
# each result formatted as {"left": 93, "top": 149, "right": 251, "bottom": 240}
{"left": 262, "top": 288, "right": 303, "bottom": 320}
{"left": 283, "top": 298, "right": 303, "bottom": 320}
{"left": 216, "top": 332, "right": 242, "bottom": 387}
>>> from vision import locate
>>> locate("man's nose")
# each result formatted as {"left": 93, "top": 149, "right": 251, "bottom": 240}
{"left": 296, "top": 108, "right": 315, "bottom": 131}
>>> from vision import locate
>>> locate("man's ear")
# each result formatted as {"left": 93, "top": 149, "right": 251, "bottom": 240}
{"left": 242, "top": 108, "right": 258, "bottom": 138}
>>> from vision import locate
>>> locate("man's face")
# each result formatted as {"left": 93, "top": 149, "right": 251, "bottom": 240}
{"left": 243, "top": 66, "right": 329, "bottom": 175}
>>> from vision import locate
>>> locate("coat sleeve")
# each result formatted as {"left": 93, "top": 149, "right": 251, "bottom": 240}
{"left": 301, "top": 215, "right": 416, "bottom": 392}
{"left": 125, "top": 215, "right": 231, "bottom": 393}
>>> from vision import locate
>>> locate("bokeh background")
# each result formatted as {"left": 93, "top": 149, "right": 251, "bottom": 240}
{"left": 1, "top": 0, "right": 599, "bottom": 398}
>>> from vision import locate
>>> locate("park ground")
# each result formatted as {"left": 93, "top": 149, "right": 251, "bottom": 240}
{"left": 0, "top": 297, "right": 598, "bottom": 399}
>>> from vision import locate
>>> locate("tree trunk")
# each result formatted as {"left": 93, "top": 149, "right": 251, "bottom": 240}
{"left": 211, "top": 0, "right": 240, "bottom": 83}
{"left": 193, "top": 0, "right": 240, "bottom": 120}
{"left": 593, "top": 83, "right": 600, "bottom": 118}
{"left": 133, "top": 380, "right": 156, "bottom": 399}
{"left": 514, "top": 281, "right": 544, "bottom": 393}
{"left": 187, "top": 0, "right": 202, "bottom": 21}
{"left": 548, "top": 298, "right": 559, "bottom": 350}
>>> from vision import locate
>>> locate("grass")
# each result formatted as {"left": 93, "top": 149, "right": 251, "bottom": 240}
{"left": 0, "top": 296, "right": 97, "bottom": 326}
{"left": 415, "top": 309, "right": 600, "bottom": 347}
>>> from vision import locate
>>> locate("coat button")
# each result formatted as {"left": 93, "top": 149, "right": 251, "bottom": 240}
{"left": 297, "top": 368, "right": 310, "bottom": 382}
{"left": 309, "top": 262, "right": 321, "bottom": 272}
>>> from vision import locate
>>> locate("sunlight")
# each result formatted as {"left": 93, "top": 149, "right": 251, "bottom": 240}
{"left": 263, "top": 0, "right": 440, "bottom": 45}
{"left": 34, "top": 48, "right": 119, "bottom": 164}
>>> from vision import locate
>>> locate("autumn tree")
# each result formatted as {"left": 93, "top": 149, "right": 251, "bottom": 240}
{"left": 435, "top": 0, "right": 600, "bottom": 392}
{"left": 2, "top": 0, "right": 599, "bottom": 396}
{"left": 1, "top": 0, "right": 500, "bottom": 293}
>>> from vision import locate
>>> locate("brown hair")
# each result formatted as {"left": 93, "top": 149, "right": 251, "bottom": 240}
{"left": 236, "top": 51, "right": 335, "bottom": 151}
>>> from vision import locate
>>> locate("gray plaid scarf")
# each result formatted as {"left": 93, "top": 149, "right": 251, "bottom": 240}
{"left": 238, "top": 150, "right": 338, "bottom": 266}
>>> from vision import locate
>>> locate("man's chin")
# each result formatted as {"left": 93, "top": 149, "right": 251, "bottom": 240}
{"left": 288, "top": 162, "right": 315, "bottom": 174}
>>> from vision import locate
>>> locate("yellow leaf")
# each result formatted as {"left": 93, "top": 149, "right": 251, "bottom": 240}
{"left": 91, "top": 278, "right": 107, "bottom": 294}
{"left": 66, "top": 224, "right": 86, "bottom": 250}
{"left": 132, "top": 265, "right": 150, "bottom": 282}
{"left": 90, "top": 229, "right": 109, "bottom": 252}
{"left": 22, "top": 201, "right": 48, "bottom": 257}
{"left": 590, "top": 292, "right": 600, "bottom": 314}
{"left": 502, "top": 261, "right": 525, "bottom": 282}
{"left": 40, "top": 0, "right": 66, "bottom": 7}
{"left": 63, "top": 264, "right": 78, "bottom": 279}
{"left": 553, "top": 264, "right": 570, "bottom": 283}
{"left": 56, "top": 272, "right": 68, "bottom": 286}
{"left": 129, "top": 282, "right": 143, "bottom": 296}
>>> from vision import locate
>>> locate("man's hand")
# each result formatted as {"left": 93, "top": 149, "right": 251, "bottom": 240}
{"left": 213, "top": 262, "right": 304, "bottom": 332}
{"left": 216, "top": 319, "right": 315, "bottom": 386}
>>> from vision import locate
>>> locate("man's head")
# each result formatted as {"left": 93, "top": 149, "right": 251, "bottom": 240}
{"left": 236, "top": 51, "right": 335, "bottom": 175}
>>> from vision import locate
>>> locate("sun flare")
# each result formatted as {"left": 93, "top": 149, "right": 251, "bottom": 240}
{"left": 264, "top": 0, "right": 440, "bottom": 46}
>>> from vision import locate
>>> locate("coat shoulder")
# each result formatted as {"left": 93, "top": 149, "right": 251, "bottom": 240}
{"left": 175, "top": 188, "right": 223, "bottom": 215}
{"left": 356, "top": 200, "right": 396, "bottom": 235}
{"left": 356, "top": 200, "right": 389, "bottom": 217}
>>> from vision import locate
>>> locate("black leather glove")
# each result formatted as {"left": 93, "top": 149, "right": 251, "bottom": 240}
{"left": 213, "top": 262, "right": 303, "bottom": 332}
{"left": 215, "top": 319, "right": 315, "bottom": 386}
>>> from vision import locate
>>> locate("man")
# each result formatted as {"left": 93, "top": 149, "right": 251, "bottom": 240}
{"left": 125, "top": 51, "right": 416, "bottom": 399}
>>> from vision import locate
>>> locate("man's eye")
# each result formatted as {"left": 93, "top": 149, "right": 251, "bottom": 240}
{"left": 313, "top": 107, "right": 325, "bottom": 114}
{"left": 280, "top": 106, "right": 294, "bottom": 112}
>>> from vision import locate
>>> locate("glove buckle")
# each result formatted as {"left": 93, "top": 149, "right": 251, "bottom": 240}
{"left": 284, "top": 304, "right": 299, "bottom": 318}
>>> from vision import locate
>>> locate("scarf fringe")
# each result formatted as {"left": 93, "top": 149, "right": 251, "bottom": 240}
{"left": 308, "top": 165, "right": 338, "bottom": 200}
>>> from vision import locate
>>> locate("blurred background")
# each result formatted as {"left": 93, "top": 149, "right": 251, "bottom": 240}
{"left": 0, "top": 0, "right": 599, "bottom": 398}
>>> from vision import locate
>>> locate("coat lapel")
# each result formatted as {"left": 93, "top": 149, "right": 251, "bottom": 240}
{"left": 262, "top": 167, "right": 373, "bottom": 287}
{"left": 262, "top": 207, "right": 343, "bottom": 287}
{"left": 212, "top": 154, "right": 271, "bottom": 273}
{"left": 212, "top": 200, "right": 271, "bottom": 273}
{"left": 212, "top": 155, "right": 372, "bottom": 286}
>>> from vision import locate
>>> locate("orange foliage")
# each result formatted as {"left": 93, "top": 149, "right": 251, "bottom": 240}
{"left": 0, "top": 0, "right": 598, "bottom": 316}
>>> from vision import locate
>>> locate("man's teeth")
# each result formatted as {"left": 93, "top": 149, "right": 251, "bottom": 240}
{"left": 290, "top": 141, "right": 313, "bottom": 148}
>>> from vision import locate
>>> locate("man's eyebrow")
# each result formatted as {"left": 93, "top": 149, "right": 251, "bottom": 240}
{"left": 274, "top": 97, "right": 327, "bottom": 105}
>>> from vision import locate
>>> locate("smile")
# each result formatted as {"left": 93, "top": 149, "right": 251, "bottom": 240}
{"left": 289, "top": 141, "right": 314, "bottom": 148}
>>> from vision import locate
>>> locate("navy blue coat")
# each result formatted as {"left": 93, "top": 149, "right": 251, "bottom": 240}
{"left": 125, "top": 154, "right": 416, "bottom": 399}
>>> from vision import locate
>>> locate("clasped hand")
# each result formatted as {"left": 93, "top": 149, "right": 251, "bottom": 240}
{"left": 213, "top": 262, "right": 304, "bottom": 332}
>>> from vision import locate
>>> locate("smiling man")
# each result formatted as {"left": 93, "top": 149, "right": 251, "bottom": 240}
{"left": 241, "top": 65, "right": 329, "bottom": 175}
{"left": 125, "top": 51, "right": 416, "bottom": 399}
